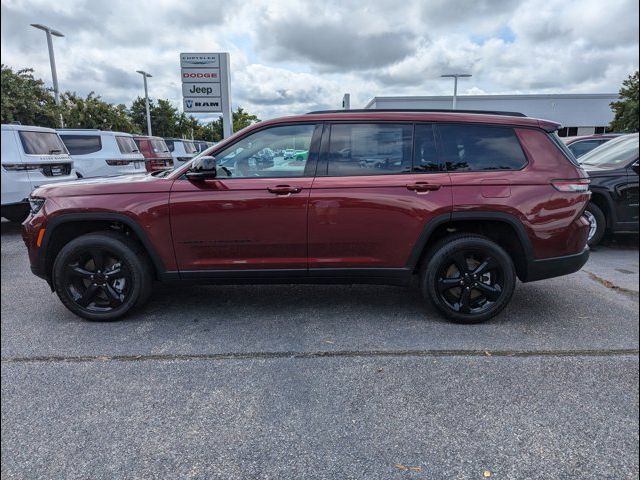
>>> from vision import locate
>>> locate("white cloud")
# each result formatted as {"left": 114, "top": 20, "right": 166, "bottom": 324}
{"left": 1, "top": 0, "right": 638, "bottom": 120}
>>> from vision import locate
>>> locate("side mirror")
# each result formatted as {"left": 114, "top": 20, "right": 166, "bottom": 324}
{"left": 632, "top": 161, "right": 639, "bottom": 175}
{"left": 185, "top": 156, "right": 217, "bottom": 181}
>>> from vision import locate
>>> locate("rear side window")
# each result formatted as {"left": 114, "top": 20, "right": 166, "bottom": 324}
{"left": 115, "top": 136, "right": 139, "bottom": 154}
{"left": 439, "top": 125, "right": 527, "bottom": 171}
{"left": 327, "top": 123, "right": 412, "bottom": 176}
{"left": 60, "top": 135, "right": 102, "bottom": 155}
{"left": 18, "top": 131, "right": 67, "bottom": 155}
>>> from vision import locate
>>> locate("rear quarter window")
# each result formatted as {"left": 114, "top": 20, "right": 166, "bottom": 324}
{"left": 60, "top": 135, "right": 102, "bottom": 155}
{"left": 18, "top": 131, "right": 68, "bottom": 155}
{"left": 438, "top": 124, "right": 528, "bottom": 171}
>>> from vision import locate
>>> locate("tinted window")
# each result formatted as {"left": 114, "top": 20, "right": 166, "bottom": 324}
{"left": 151, "top": 139, "right": 169, "bottom": 153}
{"left": 115, "top": 135, "right": 139, "bottom": 153}
{"left": 183, "top": 141, "right": 197, "bottom": 154}
{"left": 413, "top": 124, "right": 440, "bottom": 172}
{"left": 328, "top": 123, "right": 412, "bottom": 176}
{"left": 580, "top": 134, "right": 639, "bottom": 169}
{"left": 568, "top": 140, "right": 605, "bottom": 158}
{"left": 165, "top": 140, "right": 175, "bottom": 152}
{"left": 60, "top": 135, "right": 102, "bottom": 155}
{"left": 18, "top": 131, "right": 67, "bottom": 155}
{"left": 214, "top": 124, "right": 316, "bottom": 178}
{"left": 439, "top": 125, "right": 527, "bottom": 171}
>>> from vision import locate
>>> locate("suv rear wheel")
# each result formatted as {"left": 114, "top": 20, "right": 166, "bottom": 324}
{"left": 52, "top": 232, "right": 152, "bottom": 321}
{"left": 584, "top": 202, "right": 605, "bottom": 247}
{"left": 421, "top": 234, "right": 516, "bottom": 323}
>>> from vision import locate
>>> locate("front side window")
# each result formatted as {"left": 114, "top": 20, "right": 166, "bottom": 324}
{"left": 183, "top": 141, "right": 197, "bottom": 154}
{"left": 60, "top": 135, "right": 102, "bottom": 155}
{"left": 413, "top": 124, "right": 440, "bottom": 172}
{"left": 19, "top": 131, "right": 68, "bottom": 155}
{"left": 115, "top": 136, "right": 139, "bottom": 154}
{"left": 214, "top": 124, "right": 316, "bottom": 178}
{"left": 327, "top": 123, "right": 412, "bottom": 176}
{"left": 439, "top": 124, "right": 528, "bottom": 172}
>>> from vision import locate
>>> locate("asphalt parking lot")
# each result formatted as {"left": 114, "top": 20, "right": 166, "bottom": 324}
{"left": 1, "top": 220, "right": 638, "bottom": 479}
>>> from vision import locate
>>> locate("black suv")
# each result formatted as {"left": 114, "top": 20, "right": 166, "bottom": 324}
{"left": 580, "top": 133, "right": 639, "bottom": 245}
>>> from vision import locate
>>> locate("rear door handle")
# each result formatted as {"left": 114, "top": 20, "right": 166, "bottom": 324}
{"left": 267, "top": 185, "right": 303, "bottom": 195}
{"left": 406, "top": 182, "right": 441, "bottom": 192}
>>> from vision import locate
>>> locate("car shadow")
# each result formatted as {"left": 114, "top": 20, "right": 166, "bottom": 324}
{"left": 1, "top": 219, "right": 22, "bottom": 235}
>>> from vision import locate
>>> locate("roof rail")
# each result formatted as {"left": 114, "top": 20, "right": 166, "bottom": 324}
{"left": 306, "top": 108, "right": 527, "bottom": 117}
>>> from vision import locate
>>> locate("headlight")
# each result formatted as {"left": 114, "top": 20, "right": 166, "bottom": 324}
{"left": 28, "top": 197, "right": 46, "bottom": 215}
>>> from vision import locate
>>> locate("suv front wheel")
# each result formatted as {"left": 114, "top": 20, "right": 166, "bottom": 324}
{"left": 52, "top": 232, "right": 152, "bottom": 321}
{"left": 422, "top": 234, "right": 516, "bottom": 323}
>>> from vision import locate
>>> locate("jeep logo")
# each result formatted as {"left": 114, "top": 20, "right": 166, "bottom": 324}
{"left": 188, "top": 85, "right": 213, "bottom": 95}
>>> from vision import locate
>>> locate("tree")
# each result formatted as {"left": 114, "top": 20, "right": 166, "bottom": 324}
{"left": 209, "top": 107, "right": 261, "bottom": 141}
{"left": 1, "top": 64, "right": 59, "bottom": 127}
{"left": 61, "top": 91, "right": 136, "bottom": 132}
{"left": 610, "top": 71, "right": 639, "bottom": 133}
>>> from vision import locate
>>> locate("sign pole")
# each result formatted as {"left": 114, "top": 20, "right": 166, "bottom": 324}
{"left": 220, "top": 53, "right": 233, "bottom": 138}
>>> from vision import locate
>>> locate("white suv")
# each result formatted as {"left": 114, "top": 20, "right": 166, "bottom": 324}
{"left": 165, "top": 138, "right": 197, "bottom": 168}
{"left": 57, "top": 130, "right": 146, "bottom": 178}
{"left": 1, "top": 124, "right": 77, "bottom": 222}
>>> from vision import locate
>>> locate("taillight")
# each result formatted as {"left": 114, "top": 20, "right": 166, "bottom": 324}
{"left": 105, "top": 160, "right": 131, "bottom": 166}
{"left": 2, "top": 163, "right": 42, "bottom": 171}
{"left": 551, "top": 179, "right": 590, "bottom": 192}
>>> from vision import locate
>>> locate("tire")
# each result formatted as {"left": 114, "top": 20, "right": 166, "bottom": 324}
{"left": 421, "top": 234, "right": 516, "bottom": 324}
{"left": 584, "top": 202, "right": 606, "bottom": 247}
{"left": 52, "top": 231, "right": 153, "bottom": 321}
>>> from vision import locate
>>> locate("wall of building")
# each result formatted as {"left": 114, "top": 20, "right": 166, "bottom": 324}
{"left": 364, "top": 94, "right": 619, "bottom": 136}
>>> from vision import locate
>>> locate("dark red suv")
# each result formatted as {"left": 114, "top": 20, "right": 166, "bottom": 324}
{"left": 22, "top": 110, "right": 591, "bottom": 323}
{"left": 132, "top": 135, "right": 174, "bottom": 172}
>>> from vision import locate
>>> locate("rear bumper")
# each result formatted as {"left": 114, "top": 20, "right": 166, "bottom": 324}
{"left": 522, "top": 247, "right": 590, "bottom": 282}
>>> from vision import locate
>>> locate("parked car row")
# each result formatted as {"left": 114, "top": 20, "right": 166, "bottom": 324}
{"left": 1, "top": 123, "right": 213, "bottom": 222}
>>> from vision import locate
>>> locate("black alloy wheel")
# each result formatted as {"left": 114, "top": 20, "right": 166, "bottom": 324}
{"left": 423, "top": 235, "right": 516, "bottom": 323}
{"left": 62, "top": 248, "right": 131, "bottom": 312}
{"left": 53, "top": 232, "right": 152, "bottom": 321}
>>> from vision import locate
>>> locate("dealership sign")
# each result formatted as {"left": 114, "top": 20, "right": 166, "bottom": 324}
{"left": 180, "top": 52, "right": 233, "bottom": 137}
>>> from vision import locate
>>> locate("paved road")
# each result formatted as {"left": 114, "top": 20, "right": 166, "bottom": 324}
{"left": 1, "top": 220, "right": 638, "bottom": 479}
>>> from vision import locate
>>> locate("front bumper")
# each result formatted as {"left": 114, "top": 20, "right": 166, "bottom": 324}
{"left": 522, "top": 247, "right": 590, "bottom": 282}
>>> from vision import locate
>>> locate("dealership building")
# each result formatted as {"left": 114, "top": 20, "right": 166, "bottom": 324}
{"left": 363, "top": 93, "right": 619, "bottom": 137}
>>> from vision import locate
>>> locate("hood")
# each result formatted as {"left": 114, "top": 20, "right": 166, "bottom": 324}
{"left": 32, "top": 173, "right": 173, "bottom": 198}
{"left": 581, "top": 163, "right": 622, "bottom": 176}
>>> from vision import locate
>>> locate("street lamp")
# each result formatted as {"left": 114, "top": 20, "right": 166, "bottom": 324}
{"left": 30, "top": 23, "right": 64, "bottom": 126}
{"left": 136, "top": 70, "right": 153, "bottom": 136}
{"left": 441, "top": 73, "right": 472, "bottom": 109}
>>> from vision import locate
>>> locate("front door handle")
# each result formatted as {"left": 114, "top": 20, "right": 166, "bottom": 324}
{"left": 267, "top": 185, "right": 303, "bottom": 195}
{"left": 406, "top": 182, "right": 441, "bottom": 192}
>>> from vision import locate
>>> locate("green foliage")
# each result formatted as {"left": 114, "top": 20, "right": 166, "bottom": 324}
{"left": 1, "top": 64, "right": 261, "bottom": 139}
{"left": 610, "top": 71, "right": 639, "bottom": 133}
{"left": 61, "top": 92, "right": 137, "bottom": 132}
{"left": 1, "top": 64, "right": 60, "bottom": 127}
{"left": 208, "top": 107, "right": 261, "bottom": 141}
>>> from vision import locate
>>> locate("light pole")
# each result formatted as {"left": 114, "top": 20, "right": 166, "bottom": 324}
{"left": 441, "top": 73, "right": 472, "bottom": 109}
{"left": 136, "top": 70, "right": 153, "bottom": 136}
{"left": 30, "top": 23, "right": 64, "bottom": 127}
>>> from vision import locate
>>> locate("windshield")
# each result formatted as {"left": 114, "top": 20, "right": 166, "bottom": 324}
{"left": 580, "top": 134, "right": 639, "bottom": 169}
{"left": 150, "top": 139, "right": 169, "bottom": 153}
{"left": 19, "top": 131, "right": 68, "bottom": 155}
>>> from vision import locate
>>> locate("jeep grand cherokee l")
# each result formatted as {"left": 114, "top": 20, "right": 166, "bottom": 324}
{"left": 22, "top": 110, "right": 591, "bottom": 323}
